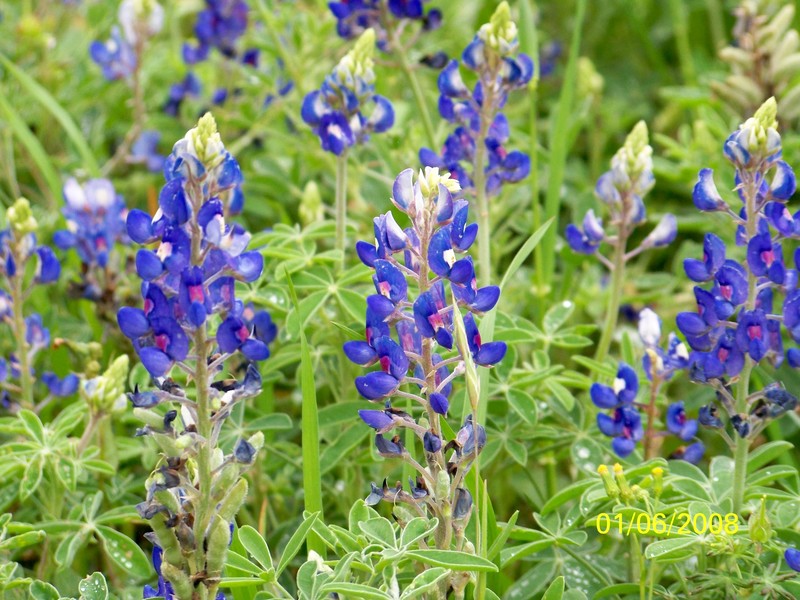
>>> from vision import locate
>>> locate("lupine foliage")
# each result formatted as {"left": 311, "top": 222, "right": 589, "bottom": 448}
{"left": 7, "top": 1, "right": 800, "bottom": 599}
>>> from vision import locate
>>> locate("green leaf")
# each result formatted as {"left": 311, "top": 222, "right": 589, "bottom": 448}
{"left": 225, "top": 549, "right": 265, "bottom": 576}
{"left": 545, "top": 380, "right": 575, "bottom": 411}
{"left": 747, "top": 441, "right": 795, "bottom": 474}
{"left": 541, "top": 479, "right": 597, "bottom": 514}
{"left": 0, "top": 54, "right": 100, "bottom": 175}
{"left": 593, "top": 584, "right": 643, "bottom": 599}
{"left": 244, "top": 413, "right": 293, "bottom": 431}
{"left": 405, "top": 549, "right": 498, "bottom": 572}
{"left": 400, "top": 568, "right": 449, "bottom": 599}
{"left": 544, "top": 301, "right": 574, "bottom": 335}
{"left": 78, "top": 572, "right": 108, "bottom": 600}
{"left": 29, "top": 581, "right": 60, "bottom": 600}
{"left": 507, "top": 389, "right": 537, "bottom": 426}
{"left": 0, "top": 530, "right": 44, "bottom": 551}
{"left": 487, "top": 511, "right": 519, "bottom": 561}
{"left": 319, "top": 583, "right": 391, "bottom": 600}
{"left": 399, "top": 517, "right": 438, "bottom": 549}
{"left": 238, "top": 525, "right": 274, "bottom": 572}
{"left": 358, "top": 517, "right": 396, "bottom": 548}
{"left": 20, "top": 455, "right": 44, "bottom": 501}
{"left": 96, "top": 525, "right": 152, "bottom": 578}
{"left": 276, "top": 512, "right": 318, "bottom": 577}
{"left": 81, "top": 459, "right": 116, "bottom": 476}
{"left": 541, "top": 576, "right": 565, "bottom": 600}
{"left": 17, "top": 410, "right": 45, "bottom": 444}
{"left": 644, "top": 537, "right": 698, "bottom": 562}
{"left": 499, "top": 218, "right": 554, "bottom": 292}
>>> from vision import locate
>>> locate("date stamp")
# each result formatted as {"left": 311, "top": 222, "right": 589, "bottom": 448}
{"left": 595, "top": 512, "right": 740, "bottom": 536}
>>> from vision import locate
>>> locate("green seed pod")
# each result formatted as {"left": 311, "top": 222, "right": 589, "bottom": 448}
{"left": 205, "top": 517, "right": 231, "bottom": 576}
{"left": 161, "top": 562, "right": 193, "bottom": 599}
{"left": 149, "top": 515, "right": 183, "bottom": 568}
{"left": 218, "top": 477, "right": 248, "bottom": 521}
{"left": 435, "top": 469, "right": 451, "bottom": 501}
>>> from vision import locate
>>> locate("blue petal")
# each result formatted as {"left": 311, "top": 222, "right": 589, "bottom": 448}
{"left": 355, "top": 372, "right": 399, "bottom": 400}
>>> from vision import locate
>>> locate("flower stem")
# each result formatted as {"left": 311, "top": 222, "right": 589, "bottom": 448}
{"left": 474, "top": 92, "right": 492, "bottom": 287}
{"left": 732, "top": 171, "right": 760, "bottom": 515}
{"left": 11, "top": 252, "right": 32, "bottom": 409}
{"left": 643, "top": 376, "right": 660, "bottom": 460}
{"left": 390, "top": 21, "right": 436, "bottom": 148}
{"left": 595, "top": 236, "right": 626, "bottom": 363}
{"left": 335, "top": 152, "right": 348, "bottom": 270}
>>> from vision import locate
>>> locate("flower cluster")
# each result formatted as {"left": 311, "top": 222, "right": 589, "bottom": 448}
{"left": 419, "top": 2, "right": 531, "bottom": 195}
{"left": 0, "top": 199, "right": 77, "bottom": 412}
{"left": 54, "top": 178, "right": 128, "bottom": 270}
{"left": 90, "top": 0, "right": 163, "bottom": 81}
{"left": 566, "top": 121, "right": 676, "bottom": 257}
{"left": 301, "top": 29, "right": 394, "bottom": 155}
{"left": 163, "top": 73, "right": 202, "bottom": 117}
{"left": 345, "top": 167, "right": 505, "bottom": 554}
{"left": 677, "top": 98, "right": 800, "bottom": 443}
{"left": 328, "top": 0, "right": 443, "bottom": 50}
{"left": 117, "top": 114, "right": 273, "bottom": 598}
{"left": 182, "top": 0, "right": 249, "bottom": 64}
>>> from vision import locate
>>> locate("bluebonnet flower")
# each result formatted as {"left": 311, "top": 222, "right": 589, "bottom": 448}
{"left": 346, "top": 167, "right": 505, "bottom": 549}
{"left": 120, "top": 114, "right": 273, "bottom": 598}
{"left": 163, "top": 73, "right": 202, "bottom": 116}
{"left": 566, "top": 121, "right": 676, "bottom": 360}
{"left": 54, "top": 178, "right": 128, "bottom": 270}
{"left": 90, "top": 0, "right": 163, "bottom": 81}
{"left": 419, "top": 2, "right": 531, "bottom": 196}
{"left": 328, "top": 0, "right": 442, "bottom": 50}
{"left": 130, "top": 131, "right": 166, "bottom": 172}
{"left": 786, "top": 548, "right": 800, "bottom": 572}
{"left": 0, "top": 199, "right": 79, "bottom": 411}
{"left": 301, "top": 29, "right": 394, "bottom": 155}
{"left": 182, "top": 0, "right": 248, "bottom": 64}
{"left": 677, "top": 100, "right": 800, "bottom": 514}
{"left": 90, "top": 27, "right": 137, "bottom": 81}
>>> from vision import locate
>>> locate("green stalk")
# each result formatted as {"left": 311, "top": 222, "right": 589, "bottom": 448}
{"left": 287, "top": 273, "right": 325, "bottom": 556}
{"left": 335, "top": 152, "right": 349, "bottom": 270}
{"left": 595, "top": 235, "right": 626, "bottom": 363}
{"left": 732, "top": 173, "right": 759, "bottom": 514}
{"left": 539, "top": 0, "right": 588, "bottom": 297}
{"left": 474, "top": 129, "right": 490, "bottom": 287}
{"left": 520, "top": 0, "right": 543, "bottom": 309}
{"left": 387, "top": 10, "right": 436, "bottom": 148}
{"left": 11, "top": 247, "right": 33, "bottom": 409}
{"left": 397, "top": 48, "right": 436, "bottom": 149}
{"left": 668, "top": 0, "right": 697, "bottom": 86}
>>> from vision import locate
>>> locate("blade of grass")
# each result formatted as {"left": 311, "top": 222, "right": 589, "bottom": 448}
{"left": 285, "top": 270, "right": 325, "bottom": 557}
{"left": 0, "top": 53, "right": 100, "bottom": 176}
{"left": 0, "top": 92, "right": 61, "bottom": 203}
{"left": 519, "top": 0, "right": 544, "bottom": 313}
{"left": 473, "top": 219, "right": 552, "bottom": 425}
{"left": 537, "top": 0, "right": 588, "bottom": 299}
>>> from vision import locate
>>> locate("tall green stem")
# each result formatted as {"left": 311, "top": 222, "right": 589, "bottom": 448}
{"left": 388, "top": 14, "right": 436, "bottom": 149}
{"left": 11, "top": 249, "right": 32, "bottom": 409}
{"left": 595, "top": 236, "right": 626, "bottom": 363}
{"left": 335, "top": 152, "right": 348, "bottom": 269}
{"left": 732, "top": 173, "right": 759, "bottom": 514}
{"left": 397, "top": 51, "right": 436, "bottom": 149}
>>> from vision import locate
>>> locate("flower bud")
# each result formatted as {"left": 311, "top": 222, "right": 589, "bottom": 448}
{"left": 7, "top": 198, "right": 37, "bottom": 235}
{"left": 651, "top": 466, "right": 664, "bottom": 498}
{"left": 478, "top": 2, "right": 518, "bottom": 56}
{"left": 613, "top": 463, "right": 633, "bottom": 502}
{"left": 597, "top": 464, "right": 620, "bottom": 500}
{"left": 300, "top": 181, "right": 323, "bottom": 226}
{"left": 748, "top": 496, "right": 772, "bottom": 544}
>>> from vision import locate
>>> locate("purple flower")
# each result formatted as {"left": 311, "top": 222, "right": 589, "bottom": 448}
{"left": 597, "top": 405, "right": 643, "bottom": 458}
{"left": 665, "top": 402, "right": 698, "bottom": 441}
{"left": 90, "top": 27, "right": 136, "bottom": 81}
{"left": 590, "top": 363, "right": 638, "bottom": 409}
